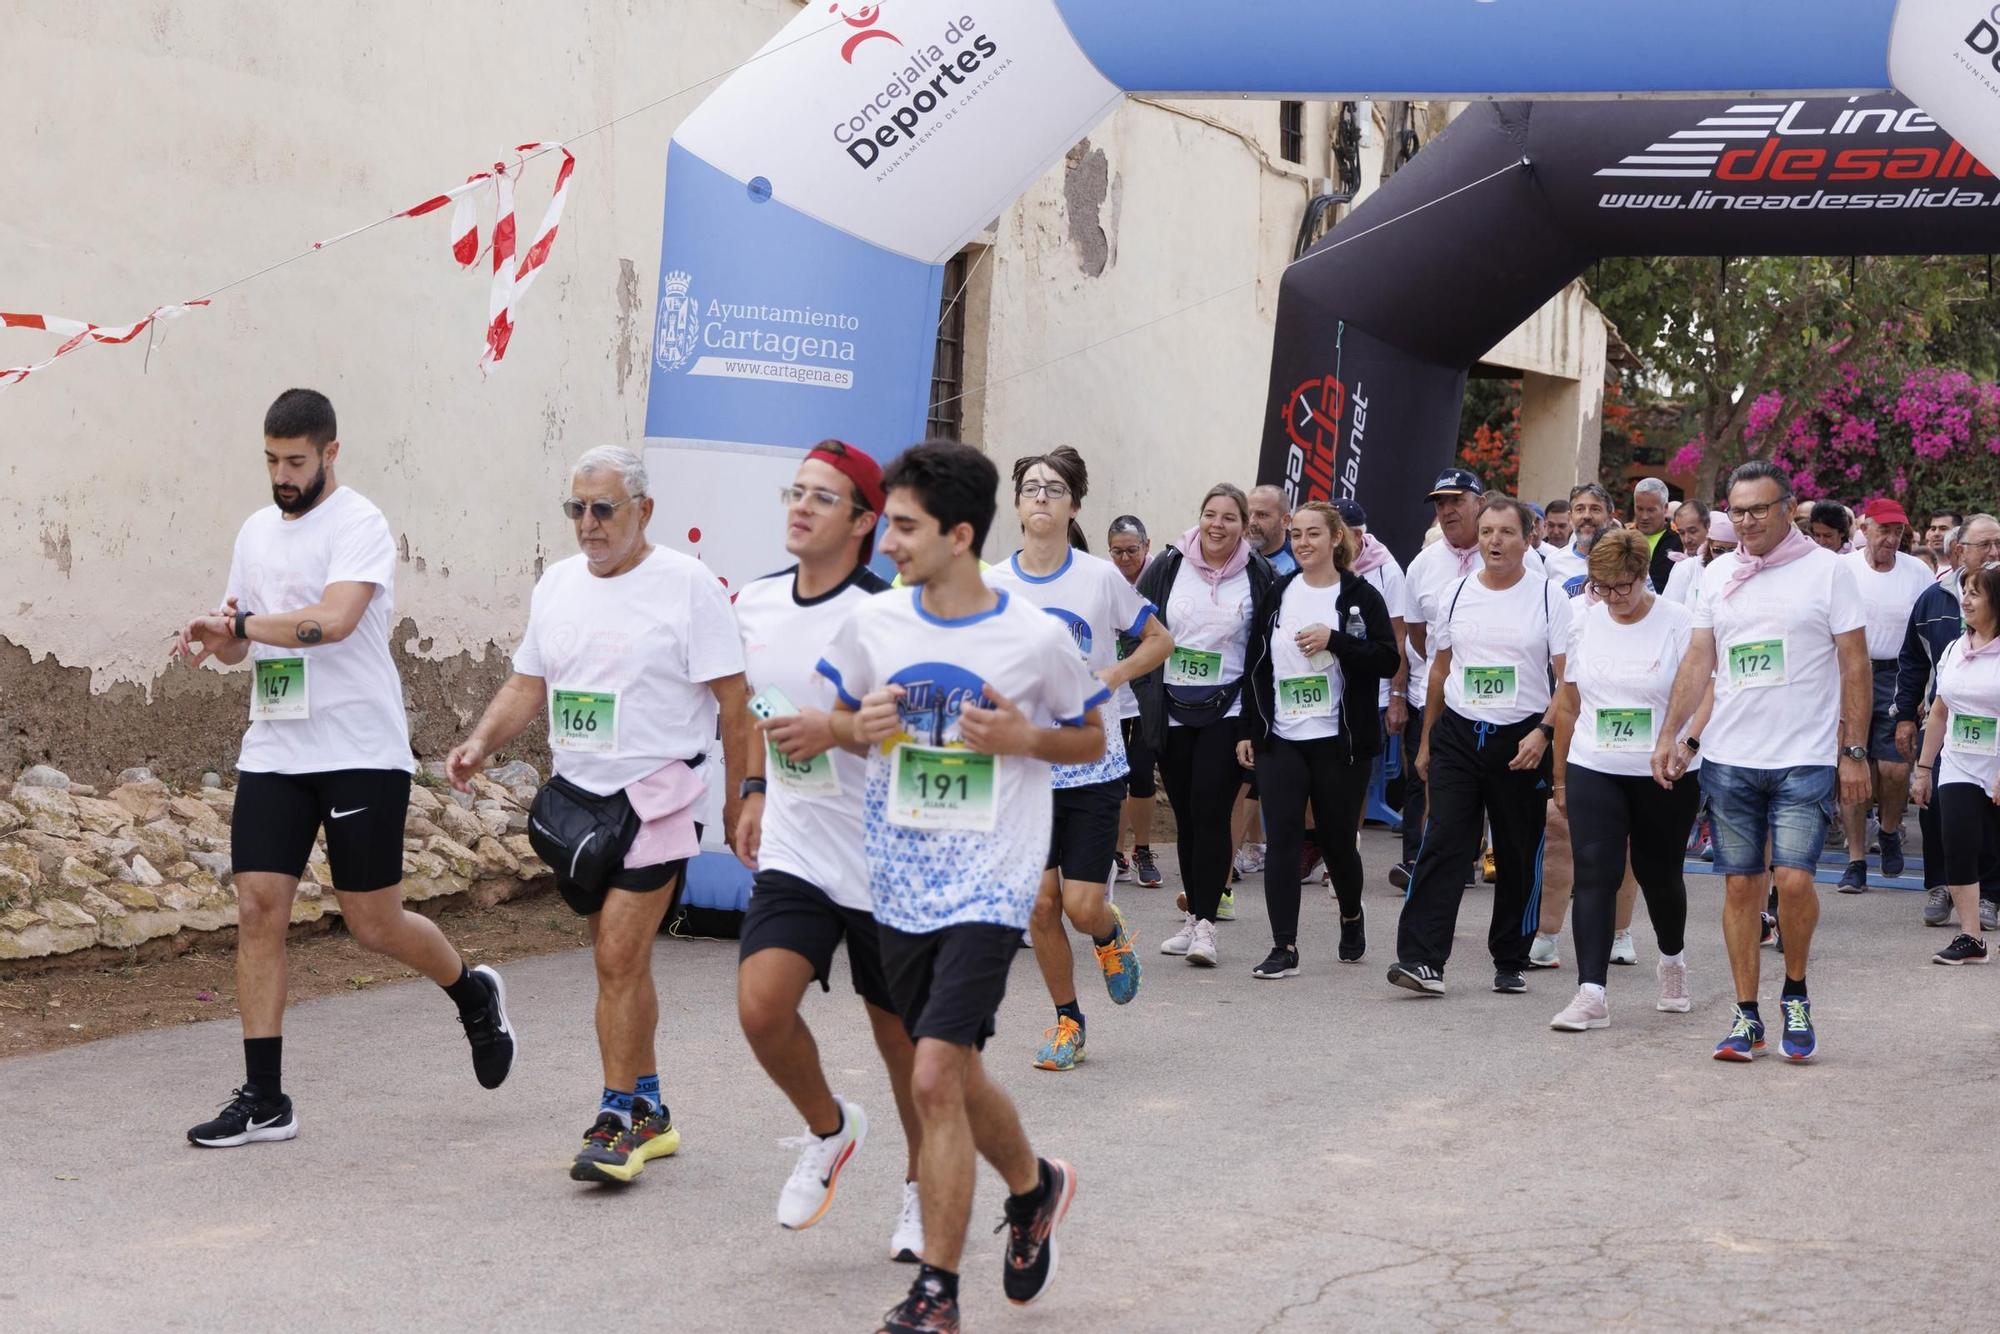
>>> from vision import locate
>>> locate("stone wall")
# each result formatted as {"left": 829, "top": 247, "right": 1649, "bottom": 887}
{"left": 0, "top": 764, "right": 552, "bottom": 963}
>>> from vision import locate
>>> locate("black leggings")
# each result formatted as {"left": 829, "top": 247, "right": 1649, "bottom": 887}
{"left": 1565, "top": 763, "right": 1700, "bottom": 986}
{"left": 1161, "top": 721, "right": 1244, "bottom": 922}
{"left": 1121, "top": 716, "right": 1158, "bottom": 800}
{"left": 1259, "top": 735, "right": 1370, "bottom": 947}
{"left": 1937, "top": 782, "right": 2000, "bottom": 886}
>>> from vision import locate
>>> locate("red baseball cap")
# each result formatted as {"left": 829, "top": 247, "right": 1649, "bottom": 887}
{"left": 806, "top": 439, "right": 885, "bottom": 514}
{"left": 1863, "top": 498, "right": 1910, "bottom": 527}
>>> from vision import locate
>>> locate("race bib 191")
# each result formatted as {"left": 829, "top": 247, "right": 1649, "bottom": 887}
{"left": 1727, "top": 638, "right": 1787, "bottom": 690}
{"left": 1461, "top": 664, "right": 1518, "bottom": 710}
{"left": 887, "top": 744, "right": 997, "bottom": 832}
{"left": 1277, "top": 674, "right": 1335, "bottom": 723}
{"left": 768, "top": 737, "right": 843, "bottom": 797}
{"left": 1950, "top": 712, "right": 1998, "bottom": 756}
{"left": 550, "top": 688, "right": 617, "bottom": 754}
{"left": 1164, "top": 646, "right": 1223, "bottom": 688}
{"left": 250, "top": 656, "right": 309, "bottom": 722}
{"left": 1594, "top": 706, "right": 1655, "bottom": 752}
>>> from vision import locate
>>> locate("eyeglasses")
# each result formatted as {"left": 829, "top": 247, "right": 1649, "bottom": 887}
{"left": 1964, "top": 538, "right": 2000, "bottom": 553}
{"left": 562, "top": 497, "right": 639, "bottom": 522}
{"left": 1018, "top": 482, "right": 1071, "bottom": 500}
{"left": 779, "top": 484, "right": 865, "bottom": 515}
{"left": 1726, "top": 501, "right": 1784, "bottom": 523}
{"left": 1588, "top": 578, "right": 1641, "bottom": 599}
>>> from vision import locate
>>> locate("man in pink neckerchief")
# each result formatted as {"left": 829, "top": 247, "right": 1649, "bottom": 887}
{"left": 1654, "top": 461, "right": 1869, "bottom": 1066}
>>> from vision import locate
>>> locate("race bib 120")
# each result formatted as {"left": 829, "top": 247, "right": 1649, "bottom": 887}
{"left": 550, "top": 688, "right": 617, "bottom": 754}
{"left": 250, "top": 657, "right": 309, "bottom": 722}
{"left": 1462, "top": 664, "right": 1518, "bottom": 710}
{"left": 887, "top": 744, "right": 997, "bottom": 832}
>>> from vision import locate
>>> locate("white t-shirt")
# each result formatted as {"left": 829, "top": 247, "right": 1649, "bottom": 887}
{"left": 1269, "top": 577, "right": 1348, "bottom": 742}
{"left": 1542, "top": 542, "right": 1588, "bottom": 586}
{"left": 1435, "top": 571, "right": 1572, "bottom": 725}
{"left": 1936, "top": 636, "right": 2000, "bottom": 792}
{"left": 1359, "top": 554, "right": 1407, "bottom": 709}
{"left": 1564, "top": 597, "right": 1700, "bottom": 778}
{"left": 1163, "top": 557, "right": 1253, "bottom": 725}
{"left": 1694, "top": 546, "right": 1866, "bottom": 770}
{"left": 513, "top": 547, "right": 745, "bottom": 796}
{"left": 1843, "top": 549, "right": 1933, "bottom": 661}
{"left": 816, "top": 588, "right": 1108, "bottom": 934}
{"left": 225, "top": 486, "right": 414, "bottom": 775}
{"left": 1662, "top": 555, "right": 1702, "bottom": 607}
{"left": 733, "top": 565, "right": 886, "bottom": 912}
{"left": 986, "top": 549, "right": 1156, "bottom": 787}
{"left": 1402, "top": 540, "right": 1480, "bottom": 710}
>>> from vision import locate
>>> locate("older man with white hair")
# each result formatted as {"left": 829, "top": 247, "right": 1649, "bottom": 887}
{"left": 449, "top": 444, "right": 750, "bottom": 1185}
{"left": 1631, "top": 477, "right": 1682, "bottom": 594}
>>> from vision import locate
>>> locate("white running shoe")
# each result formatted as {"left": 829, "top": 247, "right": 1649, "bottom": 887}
{"left": 1161, "top": 913, "right": 1198, "bottom": 956}
{"left": 1610, "top": 930, "right": 1638, "bottom": 966}
{"left": 1656, "top": 956, "right": 1691, "bottom": 1012}
{"left": 890, "top": 1178, "right": 924, "bottom": 1263}
{"left": 1527, "top": 933, "right": 1561, "bottom": 969}
{"left": 776, "top": 1097, "right": 868, "bottom": 1230}
{"left": 1549, "top": 985, "right": 1609, "bottom": 1031}
{"left": 1233, "top": 842, "right": 1265, "bottom": 877}
{"left": 1186, "top": 918, "right": 1219, "bottom": 967}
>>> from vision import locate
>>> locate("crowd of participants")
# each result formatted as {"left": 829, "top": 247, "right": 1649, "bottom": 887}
{"left": 169, "top": 386, "right": 1998, "bottom": 1333}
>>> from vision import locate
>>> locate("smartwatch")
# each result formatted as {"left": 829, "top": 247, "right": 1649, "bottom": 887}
{"left": 1841, "top": 745, "right": 1869, "bottom": 762}
{"left": 233, "top": 608, "right": 251, "bottom": 640}
{"left": 1537, "top": 722, "right": 1555, "bottom": 741}
{"left": 739, "top": 777, "right": 768, "bottom": 800}
{"left": 1683, "top": 736, "right": 1701, "bottom": 753}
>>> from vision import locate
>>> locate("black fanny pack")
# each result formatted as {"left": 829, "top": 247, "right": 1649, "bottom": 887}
{"left": 1165, "top": 678, "right": 1245, "bottom": 729}
{"left": 527, "top": 774, "right": 643, "bottom": 896}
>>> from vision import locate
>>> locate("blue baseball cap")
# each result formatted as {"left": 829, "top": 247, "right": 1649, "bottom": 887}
{"left": 1331, "top": 497, "right": 1368, "bottom": 528}
{"left": 1426, "top": 467, "right": 1485, "bottom": 501}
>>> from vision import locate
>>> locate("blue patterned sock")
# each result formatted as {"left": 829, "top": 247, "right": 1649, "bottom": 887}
{"left": 634, "top": 1073, "right": 664, "bottom": 1120}
{"left": 599, "top": 1087, "right": 635, "bottom": 1129}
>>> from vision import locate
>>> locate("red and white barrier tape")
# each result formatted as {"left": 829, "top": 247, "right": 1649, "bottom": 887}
{"left": 2, "top": 141, "right": 574, "bottom": 392}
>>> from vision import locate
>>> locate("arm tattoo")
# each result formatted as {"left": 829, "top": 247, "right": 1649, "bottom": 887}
{"left": 296, "top": 620, "right": 325, "bottom": 645}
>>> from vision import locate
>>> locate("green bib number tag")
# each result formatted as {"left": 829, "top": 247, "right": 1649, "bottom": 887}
{"left": 1594, "top": 706, "right": 1655, "bottom": 752}
{"left": 1164, "top": 646, "right": 1223, "bottom": 687}
{"left": 1950, "top": 712, "right": 1998, "bottom": 756}
{"left": 1727, "top": 638, "right": 1787, "bottom": 690}
{"left": 887, "top": 744, "right": 998, "bottom": 832}
{"left": 1277, "top": 674, "right": 1334, "bottom": 723}
{"left": 768, "top": 737, "right": 843, "bottom": 797}
{"left": 250, "top": 657, "right": 309, "bottom": 722}
{"left": 550, "top": 688, "right": 617, "bottom": 754}
{"left": 1461, "top": 664, "right": 1518, "bottom": 710}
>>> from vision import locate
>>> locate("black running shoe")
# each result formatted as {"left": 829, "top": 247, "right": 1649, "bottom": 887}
{"left": 1338, "top": 907, "right": 1366, "bottom": 963}
{"left": 188, "top": 1085, "right": 297, "bottom": 1148}
{"left": 999, "top": 1158, "right": 1075, "bottom": 1306}
{"left": 1934, "top": 933, "right": 1990, "bottom": 966}
{"left": 1252, "top": 945, "right": 1300, "bottom": 979}
{"left": 1388, "top": 861, "right": 1413, "bottom": 891}
{"left": 1387, "top": 961, "right": 1445, "bottom": 995}
{"left": 1493, "top": 971, "right": 1528, "bottom": 994}
{"left": 1880, "top": 829, "right": 1906, "bottom": 879}
{"left": 1132, "top": 847, "right": 1163, "bottom": 888}
{"left": 1837, "top": 859, "right": 1868, "bottom": 893}
{"left": 878, "top": 1276, "right": 961, "bottom": 1333}
{"left": 1112, "top": 850, "right": 1131, "bottom": 882}
{"left": 570, "top": 1112, "right": 636, "bottom": 1184}
{"left": 460, "top": 964, "right": 516, "bottom": 1090}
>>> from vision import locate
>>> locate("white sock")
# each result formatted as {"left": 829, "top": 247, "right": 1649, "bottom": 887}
{"left": 1660, "top": 951, "right": 1685, "bottom": 964}
{"left": 1581, "top": 982, "right": 1607, "bottom": 1000}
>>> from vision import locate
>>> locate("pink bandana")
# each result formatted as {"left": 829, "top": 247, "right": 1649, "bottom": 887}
{"left": 1443, "top": 536, "right": 1478, "bottom": 576}
{"left": 1353, "top": 532, "right": 1392, "bottom": 575}
{"left": 1721, "top": 523, "right": 1815, "bottom": 600}
{"left": 1176, "top": 527, "right": 1251, "bottom": 596}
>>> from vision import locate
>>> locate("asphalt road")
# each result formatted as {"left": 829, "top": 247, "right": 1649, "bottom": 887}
{"left": 3, "top": 829, "right": 1991, "bottom": 1333}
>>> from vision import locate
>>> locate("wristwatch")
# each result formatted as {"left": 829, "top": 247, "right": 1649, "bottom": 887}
{"left": 232, "top": 608, "right": 251, "bottom": 640}
{"left": 1841, "top": 745, "right": 1869, "bottom": 762}
{"left": 1683, "top": 736, "right": 1701, "bottom": 753}
{"left": 739, "top": 777, "right": 768, "bottom": 799}
{"left": 1537, "top": 722, "right": 1555, "bottom": 741}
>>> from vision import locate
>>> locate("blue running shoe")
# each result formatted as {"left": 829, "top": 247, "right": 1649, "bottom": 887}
{"left": 1093, "top": 903, "right": 1141, "bottom": 1005}
{"left": 1032, "top": 1016, "right": 1085, "bottom": 1072}
{"left": 1713, "top": 1006, "right": 1766, "bottom": 1062}
{"left": 1779, "top": 997, "right": 1817, "bottom": 1061}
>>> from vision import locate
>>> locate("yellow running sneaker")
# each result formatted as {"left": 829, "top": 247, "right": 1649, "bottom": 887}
{"left": 570, "top": 1101, "right": 680, "bottom": 1184}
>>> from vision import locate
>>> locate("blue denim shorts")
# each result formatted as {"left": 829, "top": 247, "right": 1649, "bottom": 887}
{"left": 1700, "top": 761, "right": 1835, "bottom": 877}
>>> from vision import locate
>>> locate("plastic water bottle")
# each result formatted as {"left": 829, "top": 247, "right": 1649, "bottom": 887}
{"left": 1345, "top": 607, "right": 1366, "bottom": 639}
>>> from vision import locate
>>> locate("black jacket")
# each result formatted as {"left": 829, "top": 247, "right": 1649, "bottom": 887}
{"left": 1243, "top": 569, "right": 1401, "bottom": 759}
{"left": 1133, "top": 544, "right": 1278, "bottom": 749}
{"left": 1647, "top": 527, "right": 1682, "bottom": 597}
{"left": 1894, "top": 573, "right": 1962, "bottom": 723}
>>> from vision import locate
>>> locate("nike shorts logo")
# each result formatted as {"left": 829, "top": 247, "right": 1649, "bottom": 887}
{"left": 329, "top": 807, "right": 367, "bottom": 819}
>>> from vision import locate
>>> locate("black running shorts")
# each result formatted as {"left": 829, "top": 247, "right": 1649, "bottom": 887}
{"left": 1046, "top": 778, "right": 1124, "bottom": 883}
{"left": 231, "top": 769, "right": 411, "bottom": 893}
{"left": 878, "top": 921, "right": 1020, "bottom": 1050}
{"left": 1121, "top": 716, "right": 1157, "bottom": 799}
{"left": 739, "top": 869, "right": 896, "bottom": 1011}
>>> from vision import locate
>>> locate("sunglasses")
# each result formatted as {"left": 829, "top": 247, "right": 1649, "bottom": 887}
{"left": 562, "top": 497, "right": 639, "bottom": 522}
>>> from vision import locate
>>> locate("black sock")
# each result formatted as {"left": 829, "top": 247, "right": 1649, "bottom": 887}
{"left": 244, "top": 1036, "right": 282, "bottom": 1098}
{"left": 1007, "top": 1159, "right": 1052, "bottom": 1214}
{"left": 915, "top": 1264, "right": 959, "bottom": 1303}
{"left": 1090, "top": 921, "right": 1118, "bottom": 947}
{"left": 816, "top": 1103, "right": 845, "bottom": 1140}
{"left": 1055, "top": 1000, "right": 1085, "bottom": 1035}
{"left": 1737, "top": 1001, "right": 1760, "bottom": 1019}
{"left": 442, "top": 963, "right": 488, "bottom": 1018}
{"left": 1781, "top": 974, "right": 1808, "bottom": 999}
{"left": 1133, "top": 844, "right": 1150, "bottom": 854}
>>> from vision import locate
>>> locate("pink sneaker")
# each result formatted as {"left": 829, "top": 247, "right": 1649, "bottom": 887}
{"left": 1549, "top": 985, "right": 1609, "bottom": 1031}
{"left": 1656, "top": 957, "right": 1691, "bottom": 1012}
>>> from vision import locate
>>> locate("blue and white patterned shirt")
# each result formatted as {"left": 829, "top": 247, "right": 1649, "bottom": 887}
{"left": 817, "top": 588, "right": 1109, "bottom": 933}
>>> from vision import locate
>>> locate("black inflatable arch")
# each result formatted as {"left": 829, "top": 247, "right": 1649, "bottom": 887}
{"left": 1257, "top": 94, "right": 2000, "bottom": 555}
